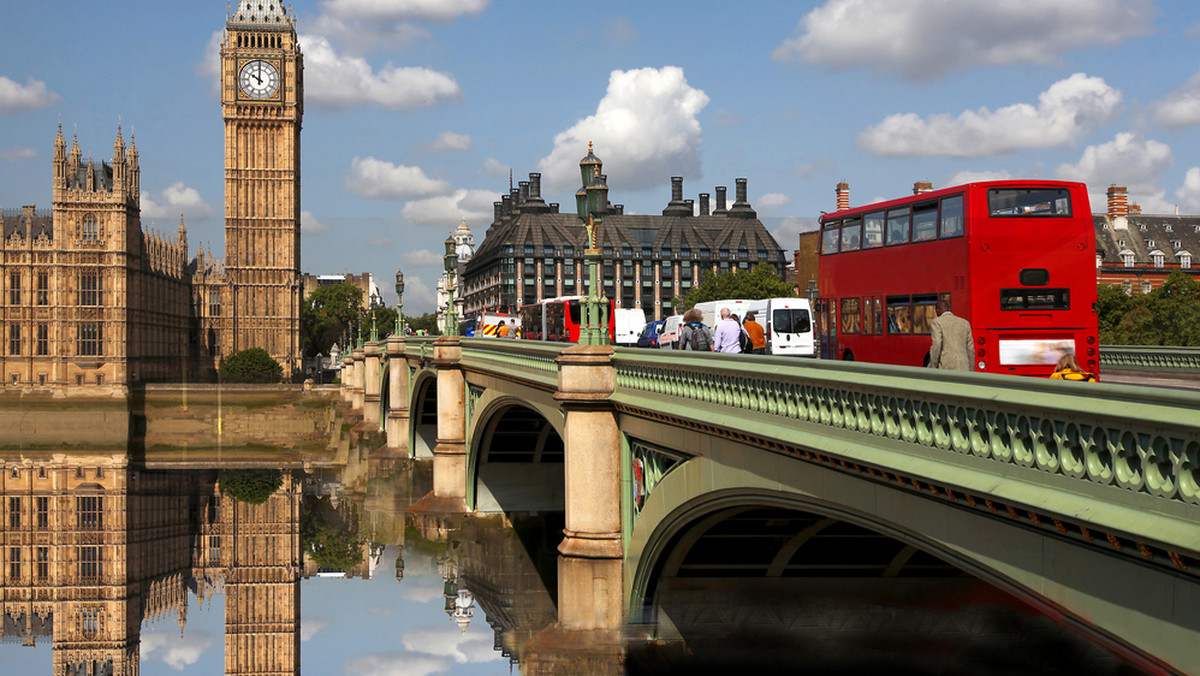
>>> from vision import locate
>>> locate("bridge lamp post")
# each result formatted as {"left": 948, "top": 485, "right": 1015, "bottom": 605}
{"left": 574, "top": 143, "right": 611, "bottom": 346}
{"left": 443, "top": 232, "right": 459, "bottom": 336}
{"left": 394, "top": 266, "right": 406, "bottom": 336}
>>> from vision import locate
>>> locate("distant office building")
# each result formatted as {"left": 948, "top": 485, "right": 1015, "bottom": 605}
{"left": 461, "top": 148, "right": 787, "bottom": 321}
{"left": 301, "top": 272, "right": 382, "bottom": 308}
{"left": 437, "top": 218, "right": 475, "bottom": 328}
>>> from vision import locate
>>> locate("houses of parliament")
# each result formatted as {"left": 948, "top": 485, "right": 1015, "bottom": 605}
{"left": 0, "top": 2, "right": 304, "bottom": 390}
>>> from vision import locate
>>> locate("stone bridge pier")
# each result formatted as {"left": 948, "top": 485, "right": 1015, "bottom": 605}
{"left": 407, "top": 336, "right": 470, "bottom": 528}
{"left": 385, "top": 336, "right": 409, "bottom": 451}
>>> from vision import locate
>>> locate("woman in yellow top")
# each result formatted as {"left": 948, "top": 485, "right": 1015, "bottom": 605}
{"left": 1050, "top": 353, "right": 1096, "bottom": 382}
{"left": 743, "top": 311, "right": 767, "bottom": 355}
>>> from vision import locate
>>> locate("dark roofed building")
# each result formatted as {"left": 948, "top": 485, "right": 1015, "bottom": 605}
{"left": 462, "top": 149, "right": 787, "bottom": 321}
{"left": 1094, "top": 185, "right": 1199, "bottom": 295}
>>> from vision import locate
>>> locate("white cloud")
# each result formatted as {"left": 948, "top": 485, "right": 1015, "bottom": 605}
{"left": 342, "top": 652, "right": 449, "bottom": 676}
{"left": 773, "top": 0, "right": 1155, "bottom": 81}
{"left": 346, "top": 157, "right": 450, "bottom": 199}
{"left": 1150, "top": 69, "right": 1200, "bottom": 129}
{"left": 0, "top": 147, "right": 35, "bottom": 162}
{"left": 398, "top": 274, "right": 436, "bottom": 313}
{"left": 608, "top": 17, "right": 637, "bottom": 44}
{"left": 301, "top": 617, "right": 331, "bottom": 642}
{"left": 402, "top": 189, "right": 499, "bottom": 226}
{"left": 481, "top": 157, "right": 509, "bottom": 178}
{"left": 757, "top": 193, "right": 791, "bottom": 211}
{"left": 538, "top": 66, "right": 709, "bottom": 196}
{"left": 321, "top": 0, "right": 489, "bottom": 22}
{"left": 0, "top": 76, "right": 60, "bottom": 114}
{"left": 857, "top": 73, "right": 1121, "bottom": 158}
{"left": 141, "top": 182, "right": 214, "bottom": 221}
{"left": 943, "top": 170, "right": 1018, "bottom": 188}
{"left": 399, "top": 578, "right": 446, "bottom": 603}
{"left": 300, "top": 33, "right": 461, "bottom": 111}
{"left": 302, "top": 211, "right": 332, "bottom": 234}
{"left": 142, "top": 630, "right": 215, "bottom": 671}
{"left": 1176, "top": 168, "right": 1200, "bottom": 213}
{"left": 401, "top": 625, "right": 503, "bottom": 664}
{"left": 425, "top": 131, "right": 472, "bottom": 151}
{"left": 402, "top": 248, "right": 443, "bottom": 266}
{"left": 1054, "top": 132, "right": 1172, "bottom": 201}
{"left": 769, "top": 216, "right": 818, "bottom": 250}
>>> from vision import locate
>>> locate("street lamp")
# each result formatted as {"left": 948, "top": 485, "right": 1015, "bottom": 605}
{"left": 574, "top": 142, "right": 610, "bottom": 346}
{"left": 395, "top": 266, "right": 406, "bottom": 336}
{"left": 443, "top": 232, "right": 459, "bottom": 336}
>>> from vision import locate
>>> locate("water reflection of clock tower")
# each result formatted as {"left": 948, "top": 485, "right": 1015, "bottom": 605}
{"left": 219, "top": 2, "right": 304, "bottom": 375}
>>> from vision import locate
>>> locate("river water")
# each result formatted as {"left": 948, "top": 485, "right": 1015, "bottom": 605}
{"left": 0, "top": 449, "right": 1152, "bottom": 675}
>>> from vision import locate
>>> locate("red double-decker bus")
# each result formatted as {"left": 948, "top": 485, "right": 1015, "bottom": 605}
{"left": 519, "top": 296, "right": 616, "bottom": 343}
{"left": 815, "top": 180, "right": 1099, "bottom": 377}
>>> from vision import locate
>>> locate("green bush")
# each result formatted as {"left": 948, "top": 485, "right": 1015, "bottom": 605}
{"left": 219, "top": 468, "right": 283, "bottom": 505}
{"left": 220, "top": 347, "right": 283, "bottom": 383}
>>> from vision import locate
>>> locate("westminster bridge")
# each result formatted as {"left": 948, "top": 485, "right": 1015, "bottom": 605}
{"left": 330, "top": 336, "right": 1200, "bottom": 674}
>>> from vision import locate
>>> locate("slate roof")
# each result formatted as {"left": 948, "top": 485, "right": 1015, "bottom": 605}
{"left": 1094, "top": 213, "right": 1200, "bottom": 265}
{"left": 1, "top": 208, "right": 53, "bottom": 239}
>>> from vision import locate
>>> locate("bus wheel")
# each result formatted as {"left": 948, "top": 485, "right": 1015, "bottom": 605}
{"left": 842, "top": 349, "right": 854, "bottom": 361}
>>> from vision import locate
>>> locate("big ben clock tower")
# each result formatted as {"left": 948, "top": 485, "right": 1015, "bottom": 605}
{"left": 220, "top": 1, "right": 303, "bottom": 375}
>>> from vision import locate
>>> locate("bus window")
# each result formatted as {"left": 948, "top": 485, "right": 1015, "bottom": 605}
{"left": 912, "top": 295, "right": 937, "bottom": 334}
{"left": 912, "top": 204, "right": 937, "bottom": 242}
{"left": 863, "top": 212, "right": 885, "bottom": 249}
{"left": 822, "top": 221, "right": 840, "bottom": 254}
{"left": 862, "top": 296, "right": 883, "bottom": 335}
{"left": 1000, "top": 288, "right": 1070, "bottom": 311}
{"left": 940, "top": 195, "right": 963, "bottom": 238}
{"left": 840, "top": 297, "right": 861, "bottom": 334}
{"left": 886, "top": 296, "right": 911, "bottom": 334}
{"left": 840, "top": 217, "right": 862, "bottom": 252}
{"left": 886, "top": 208, "right": 910, "bottom": 246}
{"left": 987, "top": 188, "right": 1071, "bottom": 217}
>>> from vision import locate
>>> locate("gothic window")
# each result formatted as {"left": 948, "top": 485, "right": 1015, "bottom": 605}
{"left": 8, "top": 547, "right": 19, "bottom": 579}
{"left": 78, "top": 546, "right": 101, "bottom": 580}
{"left": 8, "top": 324, "right": 18, "bottom": 356}
{"left": 8, "top": 272, "right": 19, "bottom": 305}
{"left": 36, "top": 273, "right": 48, "bottom": 306}
{"left": 81, "top": 215, "right": 98, "bottom": 241}
{"left": 36, "top": 497, "right": 48, "bottom": 529}
{"left": 36, "top": 324, "right": 48, "bottom": 356}
{"left": 209, "top": 293, "right": 221, "bottom": 317}
{"left": 77, "top": 496, "right": 102, "bottom": 530}
{"left": 36, "top": 547, "right": 48, "bottom": 580}
{"left": 79, "top": 272, "right": 102, "bottom": 306}
{"left": 79, "top": 608, "right": 99, "bottom": 637}
{"left": 8, "top": 496, "right": 20, "bottom": 528}
{"left": 77, "top": 324, "right": 102, "bottom": 357}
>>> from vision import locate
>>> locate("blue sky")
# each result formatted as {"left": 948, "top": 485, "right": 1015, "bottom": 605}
{"left": 4, "top": 0, "right": 1200, "bottom": 313}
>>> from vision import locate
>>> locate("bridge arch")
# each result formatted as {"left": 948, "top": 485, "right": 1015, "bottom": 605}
{"left": 627, "top": 451, "right": 1182, "bottom": 672}
{"left": 409, "top": 371, "right": 438, "bottom": 458}
{"left": 467, "top": 393, "right": 565, "bottom": 514}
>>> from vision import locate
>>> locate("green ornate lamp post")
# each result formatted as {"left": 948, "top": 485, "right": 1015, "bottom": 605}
{"left": 574, "top": 142, "right": 611, "bottom": 346}
{"left": 394, "top": 266, "right": 406, "bottom": 336}
{"left": 443, "top": 232, "right": 459, "bottom": 336}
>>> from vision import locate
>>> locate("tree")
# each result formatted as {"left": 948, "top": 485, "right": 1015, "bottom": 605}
{"left": 219, "top": 347, "right": 282, "bottom": 383}
{"left": 1096, "top": 283, "right": 1134, "bottom": 343}
{"left": 301, "top": 495, "right": 364, "bottom": 570}
{"left": 219, "top": 468, "right": 283, "bottom": 505}
{"left": 1097, "top": 272, "right": 1200, "bottom": 346}
{"left": 674, "top": 263, "right": 796, "bottom": 311}
{"left": 302, "top": 283, "right": 363, "bottom": 358}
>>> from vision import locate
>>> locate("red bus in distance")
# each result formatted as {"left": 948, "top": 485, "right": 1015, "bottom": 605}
{"left": 519, "top": 296, "right": 616, "bottom": 343}
{"left": 815, "top": 180, "right": 1099, "bottom": 377}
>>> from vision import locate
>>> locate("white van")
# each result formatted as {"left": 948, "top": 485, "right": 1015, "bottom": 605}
{"left": 692, "top": 299, "right": 755, "bottom": 329}
{"left": 613, "top": 308, "right": 646, "bottom": 346}
{"left": 745, "top": 297, "right": 815, "bottom": 356}
{"left": 658, "top": 314, "right": 684, "bottom": 350}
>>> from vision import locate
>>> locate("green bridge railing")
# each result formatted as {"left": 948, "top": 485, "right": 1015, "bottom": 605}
{"left": 1101, "top": 344, "right": 1200, "bottom": 373}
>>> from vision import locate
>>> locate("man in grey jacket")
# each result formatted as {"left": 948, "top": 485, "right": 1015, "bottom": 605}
{"left": 928, "top": 299, "right": 973, "bottom": 370}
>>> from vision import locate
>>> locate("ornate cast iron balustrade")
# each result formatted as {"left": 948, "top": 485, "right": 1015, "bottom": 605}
{"left": 1101, "top": 345, "right": 1200, "bottom": 373}
{"left": 610, "top": 349, "right": 1200, "bottom": 508}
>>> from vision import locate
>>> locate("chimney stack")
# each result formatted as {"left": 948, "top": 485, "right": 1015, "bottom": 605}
{"left": 1107, "top": 185, "right": 1129, "bottom": 230}
{"left": 699, "top": 192, "right": 710, "bottom": 216}
{"left": 713, "top": 186, "right": 728, "bottom": 216}
{"left": 494, "top": 201, "right": 503, "bottom": 223}
{"left": 663, "top": 176, "right": 692, "bottom": 216}
{"left": 519, "top": 172, "right": 550, "bottom": 213}
{"left": 836, "top": 182, "right": 850, "bottom": 211}
{"left": 728, "top": 178, "right": 756, "bottom": 219}
{"left": 913, "top": 180, "right": 933, "bottom": 195}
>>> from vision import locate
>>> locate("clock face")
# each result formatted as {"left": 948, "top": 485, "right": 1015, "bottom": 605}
{"left": 239, "top": 60, "right": 280, "bottom": 99}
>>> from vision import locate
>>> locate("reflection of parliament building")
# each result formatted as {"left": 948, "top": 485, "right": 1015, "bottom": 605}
{"left": 0, "top": 1, "right": 304, "bottom": 389}
{"left": 0, "top": 461, "right": 302, "bottom": 675}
